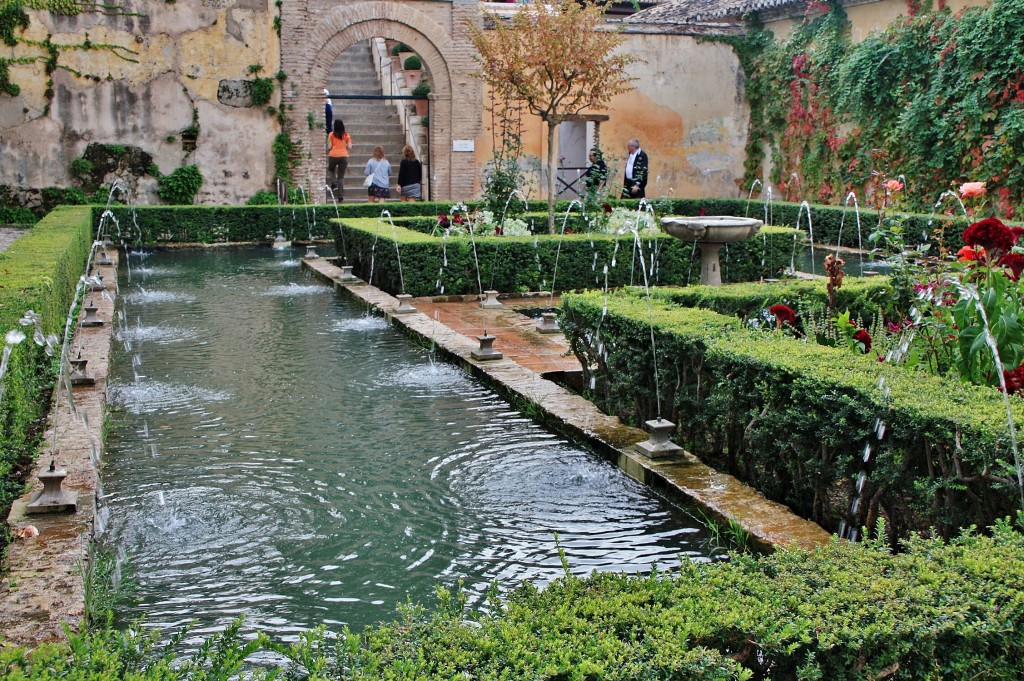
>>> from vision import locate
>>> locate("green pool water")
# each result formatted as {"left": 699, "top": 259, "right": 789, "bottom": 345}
{"left": 102, "top": 246, "right": 712, "bottom": 641}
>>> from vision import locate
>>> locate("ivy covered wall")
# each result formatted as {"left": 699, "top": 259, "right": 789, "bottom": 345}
{"left": 731, "top": 0, "right": 1023, "bottom": 217}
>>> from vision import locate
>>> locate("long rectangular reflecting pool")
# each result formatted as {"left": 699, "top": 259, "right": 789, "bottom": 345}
{"left": 101, "top": 246, "right": 714, "bottom": 640}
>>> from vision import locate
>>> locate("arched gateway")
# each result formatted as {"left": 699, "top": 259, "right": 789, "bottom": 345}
{"left": 280, "top": 0, "right": 482, "bottom": 201}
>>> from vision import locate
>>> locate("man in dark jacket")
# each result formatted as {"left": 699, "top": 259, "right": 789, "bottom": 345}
{"left": 622, "top": 138, "right": 648, "bottom": 199}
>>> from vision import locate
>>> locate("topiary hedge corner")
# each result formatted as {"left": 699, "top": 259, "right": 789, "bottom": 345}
{"left": 560, "top": 285, "right": 1024, "bottom": 540}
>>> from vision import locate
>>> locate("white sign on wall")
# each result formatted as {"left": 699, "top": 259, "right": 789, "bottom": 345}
{"left": 452, "top": 140, "right": 475, "bottom": 152}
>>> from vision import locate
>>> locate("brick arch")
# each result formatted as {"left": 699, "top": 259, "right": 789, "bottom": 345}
{"left": 282, "top": 0, "right": 481, "bottom": 201}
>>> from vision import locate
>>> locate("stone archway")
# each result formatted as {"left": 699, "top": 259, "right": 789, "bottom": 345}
{"left": 280, "top": 0, "right": 482, "bottom": 201}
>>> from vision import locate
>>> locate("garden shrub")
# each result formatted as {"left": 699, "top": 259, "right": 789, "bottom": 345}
{"left": 560, "top": 286, "right": 1024, "bottom": 539}
{"left": 5, "top": 525, "right": 1024, "bottom": 679}
{"left": 336, "top": 218, "right": 797, "bottom": 296}
{"left": 0, "top": 206, "right": 92, "bottom": 551}
{"left": 156, "top": 165, "right": 203, "bottom": 205}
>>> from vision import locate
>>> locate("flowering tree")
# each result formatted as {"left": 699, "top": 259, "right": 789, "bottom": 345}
{"left": 467, "top": 0, "right": 640, "bottom": 233}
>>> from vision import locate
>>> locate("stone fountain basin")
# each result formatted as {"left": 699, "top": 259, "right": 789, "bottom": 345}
{"left": 660, "top": 215, "right": 763, "bottom": 242}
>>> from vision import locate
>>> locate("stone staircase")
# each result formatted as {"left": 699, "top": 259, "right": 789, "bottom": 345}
{"left": 325, "top": 41, "right": 407, "bottom": 202}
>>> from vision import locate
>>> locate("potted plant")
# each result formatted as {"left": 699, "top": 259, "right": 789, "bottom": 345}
{"left": 403, "top": 56, "right": 422, "bottom": 89}
{"left": 412, "top": 82, "right": 430, "bottom": 116}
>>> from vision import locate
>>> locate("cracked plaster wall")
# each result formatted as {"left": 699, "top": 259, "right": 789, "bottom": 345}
{"left": 0, "top": 0, "right": 279, "bottom": 204}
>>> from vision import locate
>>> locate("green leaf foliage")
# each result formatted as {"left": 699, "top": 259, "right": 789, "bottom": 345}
{"left": 725, "top": 0, "right": 1024, "bottom": 218}
{"left": 5, "top": 526, "right": 1024, "bottom": 679}
{"left": 155, "top": 165, "right": 203, "bottom": 205}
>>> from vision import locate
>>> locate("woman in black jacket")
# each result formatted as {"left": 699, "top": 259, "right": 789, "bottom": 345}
{"left": 398, "top": 145, "right": 423, "bottom": 201}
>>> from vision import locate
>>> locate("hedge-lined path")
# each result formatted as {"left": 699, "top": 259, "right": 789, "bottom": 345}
{"left": 0, "top": 251, "right": 117, "bottom": 646}
{"left": 303, "top": 257, "right": 832, "bottom": 553}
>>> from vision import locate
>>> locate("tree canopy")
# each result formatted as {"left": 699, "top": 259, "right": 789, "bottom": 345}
{"left": 468, "top": 0, "right": 640, "bottom": 232}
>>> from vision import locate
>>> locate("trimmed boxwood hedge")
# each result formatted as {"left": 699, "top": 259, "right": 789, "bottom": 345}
{"left": 652, "top": 276, "right": 900, "bottom": 322}
{"left": 560, "top": 286, "right": 1024, "bottom": 540}
{"left": 0, "top": 206, "right": 92, "bottom": 549}
{"left": 335, "top": 218, "right": 798, "bottom": 296}
{"left": 5, "top": 525, "right": 1024, "bottom": 679}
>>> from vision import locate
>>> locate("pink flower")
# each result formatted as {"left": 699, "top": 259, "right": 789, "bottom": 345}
{"left": 959, "top": 181, "right": 987, "bottom": 199}
{"left": 769, "top": 304, "right": 796, "bottom": 326}
{"left": 884, "top": 179, "right": 903, "bottom": 192}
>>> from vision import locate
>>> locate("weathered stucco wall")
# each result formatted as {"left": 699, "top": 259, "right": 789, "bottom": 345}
{"left": 2, "top": 1, "right": 747, "bottom": 206}
{"left": 0, "top": 0, "right": 280, "bottom": 205}
{"left": 766, "top": 0, "right": 989, "bottom": 40}
{"left": 475, "top": 31, "right": 748, "bottom": 201}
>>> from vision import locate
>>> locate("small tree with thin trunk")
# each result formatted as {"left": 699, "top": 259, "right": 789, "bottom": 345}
{"left": 468, "top": 0, "right": 640, "bottom": 233}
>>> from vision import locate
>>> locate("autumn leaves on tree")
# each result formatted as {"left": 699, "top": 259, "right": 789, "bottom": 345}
{"left": 467, "top": 0, "right": 640, "bottom": 233}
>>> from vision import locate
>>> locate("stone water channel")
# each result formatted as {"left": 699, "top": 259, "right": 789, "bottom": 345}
{"left": 101, "top": 246, "right": 718, "bottom": 640}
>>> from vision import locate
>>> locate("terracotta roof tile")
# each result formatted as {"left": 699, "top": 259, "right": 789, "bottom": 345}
{"left": 628, "top": 0, "right": 809, "bottom": 24}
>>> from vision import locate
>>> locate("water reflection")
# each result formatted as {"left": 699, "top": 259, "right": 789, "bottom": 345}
{"left": 102, "top": 247, "right": 710, "bottom": 640}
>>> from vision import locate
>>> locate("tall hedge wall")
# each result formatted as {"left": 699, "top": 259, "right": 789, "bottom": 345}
{"left": 335, "top": 218, "right": 798, "bottom": 297}
{"left": 0, "top": 206, "right": 92, "bottom": 544}
{"left": 560, "top": 286, "right": 1024, "bottom": 540}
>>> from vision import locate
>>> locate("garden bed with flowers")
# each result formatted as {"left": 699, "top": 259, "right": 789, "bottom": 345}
{"left": 334, "top": 216, "right": 798, "bottom": 297}
{"left": 560, "top": 271, "right": 1024, "bottom": 541}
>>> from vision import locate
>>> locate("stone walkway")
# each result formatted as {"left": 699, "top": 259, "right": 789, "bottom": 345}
{"left": 0, "top": 226, "right": 27, "bottom": 253}
{"left": 305, "top": 258, "right": 832, "bottom": 554}
{"left": 0, "top": 252, "right": 117, "bottom": 646}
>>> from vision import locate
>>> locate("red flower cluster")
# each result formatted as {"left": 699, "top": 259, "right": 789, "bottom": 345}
{"left": 769, "top": 304, "right": 796, "bottom": 326}
{"left": 1000, "top": 252, "right": 1024, "bottom": 281}
{"left": 963, "top": 217, "right": 1015, "bottom": 256}
{"left": 852, "top": 328, "right": 872, "bottom": 353}
{"left": 1001, "top": 363, "right": 1024, "bottom": 396}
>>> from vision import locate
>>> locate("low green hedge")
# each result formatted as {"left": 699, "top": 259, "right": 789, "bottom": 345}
{"left": 560, "top": 286, "right": 1024, "bottom": 539}
{"left": 0, "top": 206, "right": 92, "bottom": 546}
{"left": 99, "top": 198, "right": 985, "bottom": 253}
{"left": 5, "top": 525, "right": 1024, "bottom": 679}
{"left": 336, "top": 218, "right": 798, "bottom": 296}
{"left": 652, "top": 276, "right": 899, "bottom": 322}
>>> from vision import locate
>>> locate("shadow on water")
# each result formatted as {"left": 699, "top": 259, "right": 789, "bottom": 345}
{"left": 102, "top": 246, "right": 716, "bottom": 643}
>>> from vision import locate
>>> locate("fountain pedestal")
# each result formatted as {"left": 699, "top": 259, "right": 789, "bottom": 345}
{"left": 471, "top": 332, "right": 503, "bottom": 361}
{"left": 660, "top": 216, "right": 763, "bottom": 286}
{"left": 635, "top": 418, "right": 683, "bottom": 459}
{"left": 338, "top": 265, "right": 358, "bottom": 282}
{"left": 480, "top": 290, "right": 502, "bottom": 309}
{"left": 536, "top": 312, "right": 560, "bottom": 334}
{"left": 26, "top": 461, "right": 78, "bottom": 514}
{"left": 393, "top": 294, "right": 417, "bottom": 314}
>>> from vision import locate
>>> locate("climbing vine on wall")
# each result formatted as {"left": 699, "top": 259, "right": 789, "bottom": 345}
{"left": 726, "top": 0, "right": 1024, "bottom": 217}
{"left": 0, "top": 0, "right": 139, "bottom": 105}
